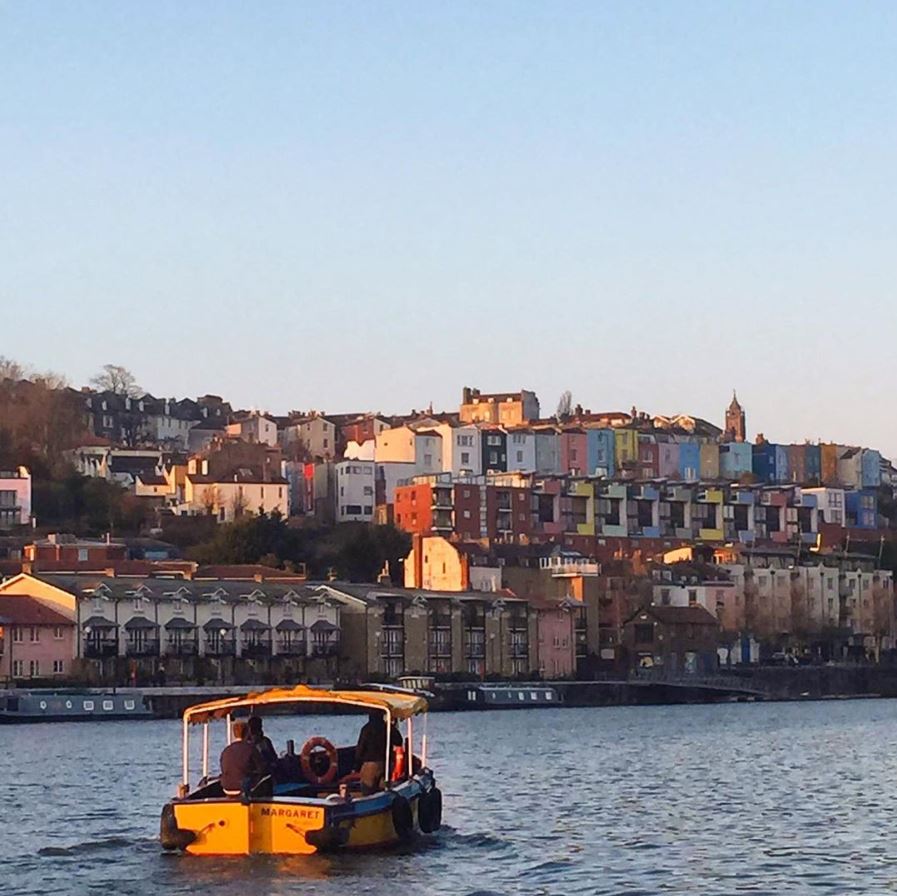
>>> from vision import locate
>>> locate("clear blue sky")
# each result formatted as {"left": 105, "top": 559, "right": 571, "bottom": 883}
{"left": 3, "top": 2, "right": 896, "bottom": 454}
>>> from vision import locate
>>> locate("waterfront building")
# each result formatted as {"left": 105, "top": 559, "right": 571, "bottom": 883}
{"left": 0, "top": 594, "right": 75, "bottom": 681}
{"left": 621, "top": 605, "right": 721, "bottom": 674}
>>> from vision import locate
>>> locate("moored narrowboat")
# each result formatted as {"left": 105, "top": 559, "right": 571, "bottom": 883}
{"left": 0, "top": 690, "right": 152, "bottom": 722}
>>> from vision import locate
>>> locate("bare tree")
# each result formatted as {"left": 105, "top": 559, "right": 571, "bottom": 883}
{"left": 230, "top": 490, "right": 249, "bottom": 519}
{"left": 556, "top": 390, "right": 573, "bottom": 421}
{"left": 91, "top": 364, "right": 141, "bottom": 397}
{"left": 0, "top": 356, "right": 27, "bottom": 381}
{"left": 201, "top": 486, "right": 221, "bottom": 516}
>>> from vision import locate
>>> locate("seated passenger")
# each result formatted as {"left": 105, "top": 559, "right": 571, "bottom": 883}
{"left": 247, "top": 716, "right": 278, "bottom": 774}
{"left": 220, "top": 720, "right": 264, "bottom": 796}
{"left": 354, "top": 711, "right": 404, "bottom": 794}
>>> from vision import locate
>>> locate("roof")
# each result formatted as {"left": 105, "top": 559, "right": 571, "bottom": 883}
{"left": 136, "top": 473, "right": 168, "bottom": 486}
{"left": 0, "top": 595, "right": 74, "bottom": 627}
{"left": 184, "top": 684, "right": 428, "bottom": 725}
{"left": 165, "top": 617, "right": 196, "bottom": 630}
{"left": 631, "top": 605, "right": 720, "bottom": 626}
{"left": 275, "top": 618, "right": 305, "bottom": 632}
{"left": 203, "top": 617, "right": 235, "bottom": 632}
{"left": 310, "top": 619, "right": 338, "bottom": 632}
{"left": 81, "top": 615, "right": 116, "bottom": 628}
{"left": 124, "top": 616, "right": 158, "bottom": 630}
{"left": 240, "top": 618, "right": 270, "bottom": 631}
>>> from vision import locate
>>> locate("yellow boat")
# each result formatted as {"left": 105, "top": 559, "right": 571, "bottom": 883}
{"left": 159, "top": 684, "right": 442, "bottom": 855}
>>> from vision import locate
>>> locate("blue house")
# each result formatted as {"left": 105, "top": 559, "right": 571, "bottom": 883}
{"left": 861, "top": 450, "right": 881, "bottom": 488}
{"left": 846, "top": 489, "right": 878, "bottom": 529}
{"left": 720, "top": 442, "right": 753, "bottom": 480}
{"left": 678, "top": 442, "right": 700, "bottom": 481}
{"left": 774, "top": 445, "right": 790, "bottom": 483}
{"left": 586, "top": 428, "right": 616, "bottom": 477}
{"left": 752, "top": 443, "right": 778, "bottom": 483}
{"left": 805, "top": 444, "right": 822, "bottom": 483}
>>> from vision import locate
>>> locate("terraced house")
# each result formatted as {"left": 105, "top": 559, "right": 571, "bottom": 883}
{"left": 0, "top": 572, "right": 342, "bottom": 684}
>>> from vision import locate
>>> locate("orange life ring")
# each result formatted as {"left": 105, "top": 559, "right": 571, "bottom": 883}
{"left": 300, "top": 736, "right": 339, "bottom": 785}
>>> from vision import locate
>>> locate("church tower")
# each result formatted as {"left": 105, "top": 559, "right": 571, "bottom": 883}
{"left": 725, "top": 391, "right": 746, "bottom": 443}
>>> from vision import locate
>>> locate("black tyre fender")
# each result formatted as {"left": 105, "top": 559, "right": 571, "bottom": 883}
{"left": 391, "top": 794, "right": 414, "bottom": 840}
{"left": 160, "top": 803, "right": 196, "bottom": 851}
{"left": 418, "top": 786, "right": 442, "bottom": 834}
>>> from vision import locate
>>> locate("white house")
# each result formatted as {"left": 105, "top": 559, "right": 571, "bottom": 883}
{"left": 335, "top": 461, "right": 376, "bottom": 522}
{"left": 506, "top": 429, "right": 537, "bottom": 472}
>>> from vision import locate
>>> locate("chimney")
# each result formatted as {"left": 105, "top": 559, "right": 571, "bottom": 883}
{"left": 377, "top": 561, "right": 391, "bottom": 585}
{"left": 462, "top": 387, "right": 471, "bottom": 405}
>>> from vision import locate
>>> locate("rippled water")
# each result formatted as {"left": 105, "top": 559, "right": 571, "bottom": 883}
{"left": 3, "top": 700, "right": 897, "bottom": 895}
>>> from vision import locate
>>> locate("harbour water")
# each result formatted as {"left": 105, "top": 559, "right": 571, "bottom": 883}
{"left": 3, "top": 700, "right": 896, "bottom": 896}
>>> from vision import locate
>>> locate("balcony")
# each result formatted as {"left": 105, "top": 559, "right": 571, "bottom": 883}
{"left": 431, "top": 490, "right": 453, "bottom": 510}
{"left": 165, "top": 640, "right": 198, "bottom": 657}
{"left": 276, "top": 639, "right": 307, "bottom": 657}
{"left": 242, "top": 641, "right": 272, "bottom": 659}
{"left": 204, "top": 639, "right": 237, "bottom": 658}
{"left": 125, "top": 639, "right": 160, "bottom": 658}
{"left": 83, "top": 639, "right": 118, "bottom": 659}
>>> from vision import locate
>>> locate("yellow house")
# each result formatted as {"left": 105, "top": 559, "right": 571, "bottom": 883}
{"left": 614, "top": 429, "right": 638, "bottom": 469}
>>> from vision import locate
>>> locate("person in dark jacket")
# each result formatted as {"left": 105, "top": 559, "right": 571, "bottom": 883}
{"left": 247, "top": 716, "right": 278, "bottom": 774}
{"left": 354, "top": 711, "right": 403, "bottom": 794}
{"left": 220, "top": 720, "right": 264, "bottom": 796}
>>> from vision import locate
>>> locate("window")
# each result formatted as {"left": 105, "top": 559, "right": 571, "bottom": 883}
{"left": 78, "top": 548, "right": 89, "bottom": 562}
{"left": 516, "top": 451, "right": 523, "bottom": 463}
{"left": 29, "top": 660, "right": 39, "bottom": 678}
{"left": 363, "top": 505, "right": 373, "bottom": 514}
{"left": 424, "top": 454, "right": 432, "bottom": 466}
{"left": 463, "top": 510, "right": 471, "bottom": 519}
{"left": 103, "top": 700, "right": 114, "bottom": 711}
{"left": 30, "top": 627, "right": 40, "bottom": 643}
{"left": 52, "top": 660, "right": 65, "bottom": 674}
{"left": 12, "top": 660, "right": 24, "bottom": 677}
{"left": 463, "top": 489, "right": 471, "bottom": 498}
{"left": 461, "top": 452, "right": 470, "bottom": 465}
{"left": 12, "top": 626, "right": 22, "bottom": 643}
{"left": 54, "top": 626, "right": 64, "bottom": 640}
{"left": 363, "top": 485, "right": 373, "bottom": 496}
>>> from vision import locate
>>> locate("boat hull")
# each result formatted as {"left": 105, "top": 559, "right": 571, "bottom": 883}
{"left": 163, "top": 774, "right": 439, "bottom": 856}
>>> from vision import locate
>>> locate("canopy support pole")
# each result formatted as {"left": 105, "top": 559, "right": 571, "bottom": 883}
{"left": 202, "top": 722, "right": 209, "bottom": 778}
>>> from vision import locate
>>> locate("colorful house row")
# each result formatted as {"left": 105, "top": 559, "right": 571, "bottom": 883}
{"left": 394, "top": 474, "right": 882, "bottom": 547}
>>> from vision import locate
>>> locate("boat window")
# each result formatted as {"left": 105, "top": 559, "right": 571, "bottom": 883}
{"left": 530, "top": 692, "right": 538, "bottom": 700}
{"left": 518, "top": 692, "right": 525, "bottom": 701}
{"left": 124, "top": 700, "right": 136, "bottom": 710}
{"left": 65, "top": 700, "right": 73, "bottom": 709}
{"left": 83, "top": 700, "right": 95, "bottom": 711}
{"left": 39, "top": 701, "right": 48, "bottom": 710}
{"left": 103, "top": 700, "right": 114, "bottom": 711}
{"left": 545, "top": 692, "right": 553, "bottom": 700}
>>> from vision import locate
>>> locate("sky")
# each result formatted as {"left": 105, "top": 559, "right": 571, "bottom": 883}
{"left": 2, "top": 2, "right": 896, "bottom": 454}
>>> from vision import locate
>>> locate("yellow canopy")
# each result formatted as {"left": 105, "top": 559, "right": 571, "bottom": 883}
{"left": 183, "top": 684, "right": 428, "bottom": 725}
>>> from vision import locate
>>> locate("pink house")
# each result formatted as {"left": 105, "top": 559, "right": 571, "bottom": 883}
{"left": 559, "top": 429, "right": 588, "bottom": 476}
{"left": 0, "top": 595, "right": 75, "bottom": 682}
{"left": 0, "top": 466, "right": 31, "bottom": 528}
{"left": 534, "top": 601, "right": 577, "bottom": 678}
